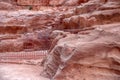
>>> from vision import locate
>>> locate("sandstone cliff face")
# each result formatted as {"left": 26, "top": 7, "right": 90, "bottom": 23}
{"left": 0, "top": 0, "right": 89, "bottom": 10}
{"left": 43, "top": 23, "right": 120, "bottom": 80}
{"left": 0, "top": 9, "right": 54, "bottom": 52}
{"left": 42, "top": 0, "right": 120, "bottom": 80}
{"left": 0, "top": 10, "right": 56, "bottom": 33}
{"left": 0, "top": 2, "right": 14, "bottom": 10}
{"left": 17, "top": 0, "right": 88, "bottom": 6}
{"left": 17, "top": 0, "right": 50, "bottom": 6}
{"left": 0, "top": 0, "right": 120, "bottom": 80}
{"left": 49, "top": 0, "right": 88, "bottom": 6}
{"left": 0, "top": 29, "right": 52, "bottom": 52}
{"left": 60, "top": 0, "right": 120, "bottom": 29}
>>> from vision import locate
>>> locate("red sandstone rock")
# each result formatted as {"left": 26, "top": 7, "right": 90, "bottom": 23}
{"left": 0, "top": 29, "right": 52, "bottom": 52}
{"left": 61, "top": 0, "right": 120, "bottom": 29}
{"left": 0, "top": 0, "right": 120, "bottom": 80}
{"left": 17, "top": 0, "right": 88, "bottom": 6}
{"left": 42, "top": 23, "right": 120, "bottom": 80}
{"left": 17, "top": 0, "right": 49, "bottom": 6}
{"left": 64, "top": 0, "right": 87, "bottom": 6}
{"left": 0, "top": 2, "right": 14, "bottom": 10}
{"left": 0, "top": 10, "right": 56, "bottom": 34}
{"left": 49, "top": 0, "right": 65, "bottom": 6}
{"left": 41, "top": 0, "right": 120, "bottom": 80}
{"left": 49, "top": 0, "right": 86, "bottom": 6}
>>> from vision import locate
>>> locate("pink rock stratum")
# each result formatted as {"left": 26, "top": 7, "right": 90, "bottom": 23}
{"left": 0, "top": 0, "right": 120, "bottom": 80}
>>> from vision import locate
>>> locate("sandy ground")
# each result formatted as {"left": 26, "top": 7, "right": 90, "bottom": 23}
{"left": 0, "top": 63, "right": 49, "bottom": 80}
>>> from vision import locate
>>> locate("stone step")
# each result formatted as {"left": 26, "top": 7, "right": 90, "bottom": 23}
{"left": 0, "top": 50, "right": 48, "bottom": 60}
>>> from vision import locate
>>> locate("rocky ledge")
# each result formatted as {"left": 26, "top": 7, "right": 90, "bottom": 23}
{"left": 42, "top": 0, "right": 120, "bottom": 80}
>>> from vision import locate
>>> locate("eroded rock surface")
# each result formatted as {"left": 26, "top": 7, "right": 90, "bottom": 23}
{"left": 0, "top": 0, "right": 120, "bottom": 80}
{"left": 0, "top": 10, "right": 56, "bottom": 33}
{"left": 0, "top": 2, "right": 14, "bottom": 10}
{"left": 43, "top": 23, "right": 120, "bottom": 80}
{"left": 61, "top": 0, "right": 120, "bottom": 29}
{"left": 42, "top": 0, "right": 120, "bottom": 80}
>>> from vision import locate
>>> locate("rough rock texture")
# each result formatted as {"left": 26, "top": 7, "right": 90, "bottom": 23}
{"left": 43, "top": 23, "right": 120, "bottom": 80}
{"left": 0, "top": 0, "right": 12, "bottom": 3}
{"left": 0, "top": 9, "right": 54, "bottom": 52}
{"left": 0, "top": 0, "right": 89, "bottom": 10}
{"left": 0, "top": 29, "right": 52, "bottom": 52}
{"left": 17, "top": 0, "right": 50, "bottom": 6}
{"left": 0, "top": 2, "right": 14, "bottom": 10}
{"left": 0, "top": 9, "right": 55, "bottom": 52}
{"left": 42, "top": 0, "right": 120, "bottom": 80}
{"left": 60, "top": 0, "right": 120, "bottom": 29}
{"left": 0, "top": 0, "right": 120, "bottom": 80}
{"left": 17, "top": 0, "right": 88, "bottom": 6}
{"left": 0, "top": 10, "right": 56, "bottom": 33}
{"left": 49, "top": 0, "right": 86, "bottom": 6}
